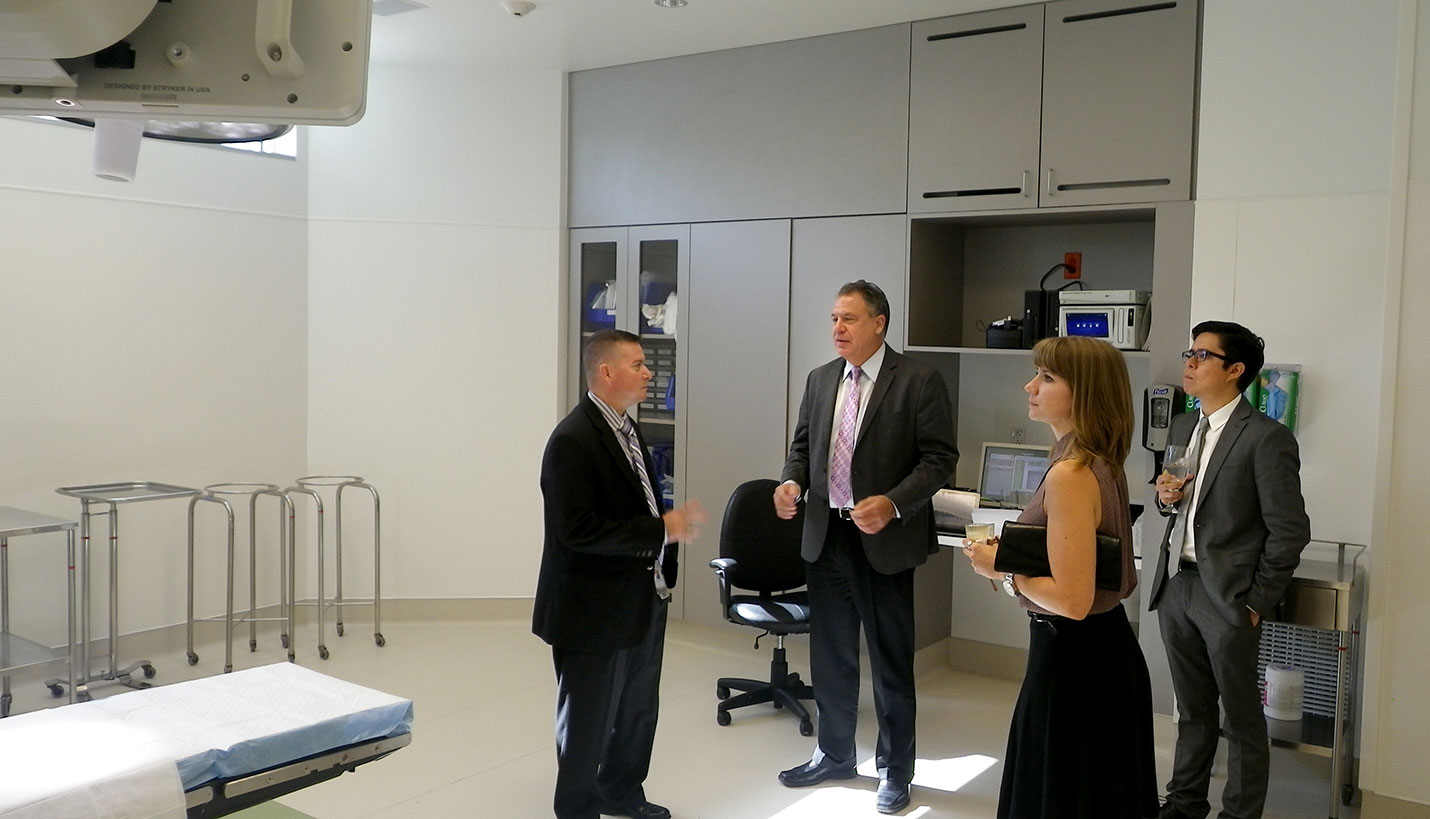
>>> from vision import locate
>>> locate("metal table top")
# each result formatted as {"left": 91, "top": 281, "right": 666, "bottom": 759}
{"left": 56, "top": 482, "right": 200, "bottom": 504}
{"left": 0, "top": 507, "right": 78, "bottom": 538}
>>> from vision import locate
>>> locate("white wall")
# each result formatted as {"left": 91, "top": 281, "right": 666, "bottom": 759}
{"left": 0, "top": 117, "right": 308, "bottom": 644}
{"left": 1192, "top": 0, "right": 1425, "bottom": 807}
{"left": 304, "top": 63, "right": 564, "bottom": 601}
{"left": 1373, "top": 0, "right": 1430, "bottom": 807}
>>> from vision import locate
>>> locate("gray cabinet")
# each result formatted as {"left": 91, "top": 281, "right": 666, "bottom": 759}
{"left": 909, "top": 0, "right": 1199, "bottom": 213}
{"left": 681, "top": 220, "right": 792, "bottom": 626}
{"left": 1041, "top": 0, "right": 1199, "bottom": 207}
{"left": 909, "top": 5, "right": 1045, "bottom": 213}
{"left": 568, "top": 225, "right": 690, "bottom": 517}
{"left": 571, "top": 221, "right": 792, "bottom": 626}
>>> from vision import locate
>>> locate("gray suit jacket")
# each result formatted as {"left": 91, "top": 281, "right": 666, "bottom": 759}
{"left": 1148, "top": 397, "right": 1310, "bottom": 625}
{"left": 781, "top": 345, "right": 958, "bottom": 575}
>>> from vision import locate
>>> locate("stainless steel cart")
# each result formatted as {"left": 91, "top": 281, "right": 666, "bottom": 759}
{"left": 1261, "top": 541, "right": 1365, "bottom": 819}
{"left": 55, "top": 482, "right": 199, "bottom": 700}
{"left": 186, "top": 483, "right": 296, "bottom": 674}
{"left": 0, "top": 507, "right": 77, "bottom": 716}
{"left": 289, "top": 476, "right": 384, "bottom": 660}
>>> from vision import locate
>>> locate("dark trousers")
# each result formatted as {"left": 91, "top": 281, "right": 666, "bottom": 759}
{"left": 1157, "top": 569, "right": 1267, "bottom": 819}
{"left": 551, "top": 595, "right": 668, "bottom": 819}
{"left": 805, "top": 512, "right": 917, "bottom": 784}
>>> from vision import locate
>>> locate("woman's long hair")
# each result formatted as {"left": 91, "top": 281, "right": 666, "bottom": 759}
{"left": 1031, "top": 336, "right": 1133, "bottom": 469}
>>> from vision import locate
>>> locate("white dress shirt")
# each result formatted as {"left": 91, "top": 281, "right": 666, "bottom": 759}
{"left": 1179, "top": 398, "right": 1239, "bottom": 563}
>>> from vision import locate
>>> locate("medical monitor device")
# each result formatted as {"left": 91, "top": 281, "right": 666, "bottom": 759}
{"left": 0, "top": 0, "right": 371, "bottom": 126}
{"left": 977, "top": 442, "right": 1051, "bottom": 509}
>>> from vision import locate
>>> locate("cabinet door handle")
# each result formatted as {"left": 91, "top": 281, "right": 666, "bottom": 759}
{"left": 1045, "top": 169, "right": 1054, "bottom": 197}
{"left": 1021, "top": 170, "right": 1029, "bottom": 197}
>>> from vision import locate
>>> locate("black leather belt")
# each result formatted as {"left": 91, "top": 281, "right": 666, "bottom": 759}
{"left": 1179, "top": 559, "right": 1199, "bottom": 572}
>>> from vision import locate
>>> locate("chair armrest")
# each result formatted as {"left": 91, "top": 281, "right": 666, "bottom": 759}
{"left": 709, "top": 557, "right": 738, "bottom": 618}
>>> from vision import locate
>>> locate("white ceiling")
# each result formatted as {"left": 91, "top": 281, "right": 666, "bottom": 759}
{"left": 369, "top": 0, "right": 1018, "bottom": 72}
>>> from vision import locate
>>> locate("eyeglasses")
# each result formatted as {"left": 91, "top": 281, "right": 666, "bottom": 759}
{"left": 1181, "top": 348, "right": 1230, "bottom": 364}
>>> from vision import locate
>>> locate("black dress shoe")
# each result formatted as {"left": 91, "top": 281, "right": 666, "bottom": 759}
{"left": 875, "top": 779, "right": 910, "bottom": 814}
{"left": 777, "top": 759, "right": 858, "bottom": 788}
{"left": 1154, "top": 803, "right": 1196, "bottom": 819}
{"left": 604, "top": 801, "right": 671, "bottom": 819}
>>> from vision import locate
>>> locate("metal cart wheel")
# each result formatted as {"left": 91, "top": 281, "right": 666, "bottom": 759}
{"left": 374, "top": 633, "right": 386, "bottom": 647}
{"left": 1342, "top": 784, "right": 1356, "bottom": 805}
{"left": 142, "top": 663, "right": 156, "bottom": 679}
{"left": 716, "top": 710, "right": 731, "bottom": 726}
{"left": 1, "top": 694, "right": 11, "bottom": 718}
{"left": 48, "top": 683, "right": 64, "bottom": 698}
{"left": 319, "top": 645, "right": 330, "bottom": 660}
{"left": 337, "top": 623, "right": 345, "bottom": 637}
{"left": 187, "top": 652, "right": 199, "bottom": 666}
{"left": 76, "top": 689, "right": 92, "bottom": 703}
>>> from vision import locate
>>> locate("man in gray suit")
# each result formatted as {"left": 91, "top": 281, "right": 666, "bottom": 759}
{"left": 1148, "top": 320, "right": 1310, "bottom": 819}
{"left": 773, "top": 280, "right": 957, "bottom": 815}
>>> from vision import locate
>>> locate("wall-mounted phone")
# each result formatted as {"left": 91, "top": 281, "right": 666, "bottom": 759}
{"left": 1143, "top": 384, "right": 1185, "bottom": 473}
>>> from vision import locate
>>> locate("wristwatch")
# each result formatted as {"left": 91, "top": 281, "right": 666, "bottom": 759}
{"left": 1002, "top": 573, "right": 1018, "bottom": 598}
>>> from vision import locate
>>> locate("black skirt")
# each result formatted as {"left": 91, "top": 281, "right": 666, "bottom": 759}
{"left": 997, "top": 604, "right": 1159, "bottom": 819}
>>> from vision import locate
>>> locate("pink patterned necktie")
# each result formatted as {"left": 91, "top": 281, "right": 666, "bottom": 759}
{"left": 829, "top": 366, "right": 862, "bottom": 508}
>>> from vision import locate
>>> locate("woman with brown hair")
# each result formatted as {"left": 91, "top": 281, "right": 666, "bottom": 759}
{"left": 963, "top": 336, "right": 1158, "bottom": 819}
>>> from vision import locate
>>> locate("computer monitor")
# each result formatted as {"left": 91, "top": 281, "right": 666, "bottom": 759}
{"left": 977, "top": 442, "right": 1051, "bottom": 509}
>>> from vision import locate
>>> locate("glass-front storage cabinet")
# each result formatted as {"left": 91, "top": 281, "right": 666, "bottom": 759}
{"left": 569, "top": 226, "right": 690, "bottom": 510}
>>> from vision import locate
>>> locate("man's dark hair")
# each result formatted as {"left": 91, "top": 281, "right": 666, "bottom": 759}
{"left": 1192, "top": 320, "right": 1265, "bottom": 392}
{"left": 583, "top": 329, "right": 641, "bottom": 382}
{"left": 837, "top": 280, "right": 890, "bottom": 330}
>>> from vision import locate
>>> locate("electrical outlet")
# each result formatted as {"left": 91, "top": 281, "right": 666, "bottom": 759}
{"left": 1063, "top": 252, "right": 1081, "bottom": 279}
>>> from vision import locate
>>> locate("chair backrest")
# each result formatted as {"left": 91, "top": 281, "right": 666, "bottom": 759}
{"left": 719, "top": 478, "right": 806, "bottom": 594}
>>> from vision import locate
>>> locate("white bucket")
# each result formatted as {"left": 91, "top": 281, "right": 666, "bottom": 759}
{"left": 1263, "top": 664, "right": 1305, "bottom": 721}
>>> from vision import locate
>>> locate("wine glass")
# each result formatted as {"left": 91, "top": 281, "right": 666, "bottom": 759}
{"left": 1162, "top": 444, "right": 1197, "bottom": 494}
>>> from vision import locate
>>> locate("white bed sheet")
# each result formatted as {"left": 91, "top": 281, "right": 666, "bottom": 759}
{"left": 0, "top": 662, "right": 414, "bottom": 817}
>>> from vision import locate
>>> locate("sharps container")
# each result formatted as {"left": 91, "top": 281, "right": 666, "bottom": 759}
{"left": 1263, "top": 664, "right": 1305, "bottom": 721}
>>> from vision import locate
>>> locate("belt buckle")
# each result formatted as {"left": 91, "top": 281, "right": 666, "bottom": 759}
{"left": 837, "top": 507, "right": 854, "bottom": 521}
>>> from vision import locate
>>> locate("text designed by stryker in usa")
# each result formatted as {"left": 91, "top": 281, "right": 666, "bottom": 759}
{"left": 104, "top": 82, "right": 211, "bottom": 94}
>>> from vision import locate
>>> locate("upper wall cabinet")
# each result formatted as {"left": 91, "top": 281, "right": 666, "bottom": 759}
{"left": 909, "top": 0, "right": 1200, "bottom": 213}
{"left": 569, "top": 25, "right": 911, "bottom": 228}
{"left": 909, "top": 5, "right": 1046, "bottom": 212}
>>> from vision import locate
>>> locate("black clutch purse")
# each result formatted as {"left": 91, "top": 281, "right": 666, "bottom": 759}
{"left": 993, "top": 521, "right": 1125, "bottom": 591}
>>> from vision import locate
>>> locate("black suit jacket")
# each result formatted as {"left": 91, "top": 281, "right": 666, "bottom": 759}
{"left": 781, "top": 345, "right": 958, "bottom": 574}
{"left": 533, "top": 395, "right": 672, "bottom": 651}
{"left": 1148, "top": 397, "right": 1310, "bottom": 625}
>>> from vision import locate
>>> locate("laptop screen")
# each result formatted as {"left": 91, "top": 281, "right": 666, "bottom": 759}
{"left": 977, "top": 442, "right": 1051, "bottom": 509}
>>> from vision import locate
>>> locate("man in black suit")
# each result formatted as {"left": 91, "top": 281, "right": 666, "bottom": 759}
{"left": 1148, "top": 321, "right": 1310, "bottom": 819}
{"left": 533, "top": 329, "right": 707, "bottom": 819}
{"left": 773, "top": 280, "right": 957, "bottom": 815}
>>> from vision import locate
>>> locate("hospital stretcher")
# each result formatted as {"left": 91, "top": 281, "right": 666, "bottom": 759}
{"left": 0, "top": 662, "right": 413, "bottom": 818}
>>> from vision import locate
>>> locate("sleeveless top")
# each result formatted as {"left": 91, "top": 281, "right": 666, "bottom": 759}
{"left": 1014, "top": 435, "right": 1137, "bottom": 616}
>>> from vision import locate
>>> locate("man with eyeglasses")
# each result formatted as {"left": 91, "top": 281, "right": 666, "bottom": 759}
{"left": 1147, "top": 321, "right": 1310, "bottom": 819}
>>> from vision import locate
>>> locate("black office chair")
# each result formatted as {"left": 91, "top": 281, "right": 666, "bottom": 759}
{"left": 709, "top": 478, "right": 815, "bottom": 736}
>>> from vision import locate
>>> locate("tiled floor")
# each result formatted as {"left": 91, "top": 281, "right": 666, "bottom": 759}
{"left": 5, "top": 613, "right": 1355, "bottom": 818}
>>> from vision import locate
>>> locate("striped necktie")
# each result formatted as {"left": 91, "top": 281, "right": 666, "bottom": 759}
{"left": 622, "top": 418, "right": 660, "bottom": 517}
{"left": 623, "top": 418, "right": 671, "bottom": 600}
{"left": 829, "top": 366, "right": 862, "bottom": 508}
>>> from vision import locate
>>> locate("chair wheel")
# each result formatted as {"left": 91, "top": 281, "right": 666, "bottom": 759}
{"left": 375, "top": 633, "right": 386, "bottom": 647}
{"left": 800, "top": 720, "right": 814, "bottom": 737}
{"left": 717, "top": 710, "right": 731, "bottom": 726}
{"left": 142, "top": 664, "right": 157, "bottom": 679}
{"left": 1342, "top": 784, "right": 1355, "bottom": 805}
{"left": 319, "top": 645, "right": 330, "bottom": 660}
{"left": 187, "top": 652, "right": 199, "bottom": 666}
{"left": 773, "top": 700, "right": 783, "bottom": 710}
{"left": 716, "top": 685, "right": 729, "bottom": 700}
